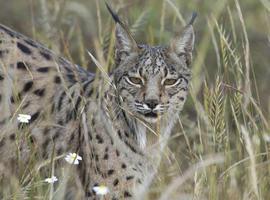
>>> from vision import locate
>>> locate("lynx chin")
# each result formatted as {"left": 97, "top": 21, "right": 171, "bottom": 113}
{"left": 0, "top": 3, "right": 196, "bottom": 200}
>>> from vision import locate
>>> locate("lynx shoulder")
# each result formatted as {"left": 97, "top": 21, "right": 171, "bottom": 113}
{"left": 0, "top": 4, "right": 196, "bottom": 199}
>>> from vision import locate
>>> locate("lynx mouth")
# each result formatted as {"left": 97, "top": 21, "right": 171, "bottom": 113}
{"left": 136, "top": 109, "right": 159, "bottom": 118}
{"left": 143, "top": 112, "right": 158, "bottom": 118}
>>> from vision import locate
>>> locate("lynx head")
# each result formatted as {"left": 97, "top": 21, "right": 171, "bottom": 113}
{"left": 107, "top": 4, "right": 196, "bottom": 124}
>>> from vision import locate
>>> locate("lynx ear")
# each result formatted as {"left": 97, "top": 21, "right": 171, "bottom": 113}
{"left": 106, "top": 2, "right": 138, "bottom": 62}
{"left": 115, "top": 24, "right": 137, "bottom": 59}
{"left": 170, "top": 13, "right": 196, "bottom": 66}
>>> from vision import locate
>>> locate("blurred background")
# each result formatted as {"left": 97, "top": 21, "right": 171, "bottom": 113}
{"left": 0, "top": 0, "right": 269, "bottom": 199}
{"left": 0, "top": 0, "right": 269, "bottom": 115}
{"left": 0, "top": 0, "right": 269, "bottom": 114}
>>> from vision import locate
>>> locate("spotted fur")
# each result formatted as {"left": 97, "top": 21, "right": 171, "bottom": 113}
{"left": 0, "top": 6, "right": 196, "bottom": 200}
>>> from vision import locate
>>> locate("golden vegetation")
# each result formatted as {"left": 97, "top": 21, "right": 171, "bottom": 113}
{"left": 0, "top": 0, "right": 269, "bottom": 199}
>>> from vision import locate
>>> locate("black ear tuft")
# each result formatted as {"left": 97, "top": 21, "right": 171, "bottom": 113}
{"left": 188, "top": 12, "right": 197, "bottom": 25}
{"left": 105, "top": 2, "right": 122, "bottom": 25}
{"left": 105, "top": 1, "right": 138, "bottom": 63}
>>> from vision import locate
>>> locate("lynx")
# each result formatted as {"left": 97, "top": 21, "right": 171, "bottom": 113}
{"left": 0, "top": 4, "right": 196, "bottom": 200}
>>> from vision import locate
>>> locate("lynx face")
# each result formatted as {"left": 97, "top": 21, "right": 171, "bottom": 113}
{"left": 113, "top": 22, "right": 194, "bottom": 124}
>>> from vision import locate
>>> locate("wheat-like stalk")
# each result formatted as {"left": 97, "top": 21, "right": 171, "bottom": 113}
{"left": 204, "top": 77, "right": 226, "bottom": 150}
{"left": 0, "top": 0, "right": 269, "bottom": 199}
{"left": 102, "top": 21, "right": 113, "bottom": 61}
{"left": 130, "top": 10, "right": 150, "bottom": 36}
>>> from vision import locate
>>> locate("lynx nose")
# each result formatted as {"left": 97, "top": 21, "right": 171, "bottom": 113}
{"left": 145, "top": 99, "right": 159, "bottom": 110}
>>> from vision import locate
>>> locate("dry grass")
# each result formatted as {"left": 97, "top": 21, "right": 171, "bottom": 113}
{"left": 0, "top": 0, "right": 269, "bottom": 199}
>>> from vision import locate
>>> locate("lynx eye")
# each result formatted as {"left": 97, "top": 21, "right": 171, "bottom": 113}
{"left": 163, "top": 78, "right": 179, "bottom": 86}
{"left": 126, "top": 76, "right": 143, "bottom": 86}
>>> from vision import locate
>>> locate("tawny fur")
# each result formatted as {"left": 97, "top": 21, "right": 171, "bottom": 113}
{"left": 0, "top": 10, "right": 195, "bottom": 199}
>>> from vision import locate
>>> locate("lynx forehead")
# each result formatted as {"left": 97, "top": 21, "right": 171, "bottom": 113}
{"left": 138, "top": 46, "right": 168, "bottom": 74}
{"left": 131, "top": 45, "right": 191, "bottom": 76}
{"left": 0, "top": 3, "right": 196, "bottom": 199}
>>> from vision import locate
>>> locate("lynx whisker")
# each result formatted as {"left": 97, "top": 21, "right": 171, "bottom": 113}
{"left": 0, "top": 3, "right": 195, "bottom": 199}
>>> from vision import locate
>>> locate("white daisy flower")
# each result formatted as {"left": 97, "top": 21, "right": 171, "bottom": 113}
{"left": 45, "top": 176, "right": 58, "bottom": 184}
{"left": 92, "top": 185, "right": 109, "bottom": 195}
{"left": 64, "top": 153, "right": 82, "bottom": 165}
{"left": 17, "top": 114, "right": 31, "bottom": 123}
{"left": 263, "top": 134, "right": 270, "bottom": 143}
